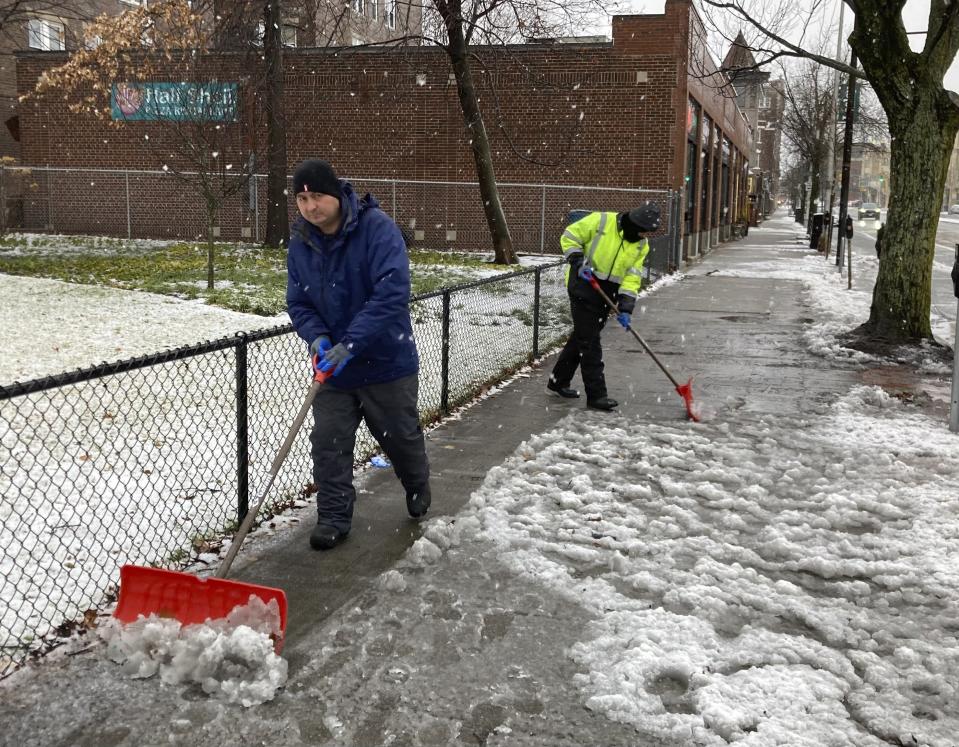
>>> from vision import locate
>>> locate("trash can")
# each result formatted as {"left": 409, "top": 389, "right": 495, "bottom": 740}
{"left": 794, "top": 207, "right": 805, "bottom": 224}
{"left": 810, "top": 212, "right": 824, "bottom": 250}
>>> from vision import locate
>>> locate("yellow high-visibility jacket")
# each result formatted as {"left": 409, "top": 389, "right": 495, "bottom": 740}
{"left": 561, "top": 211, "right": 649, "bottom": 300}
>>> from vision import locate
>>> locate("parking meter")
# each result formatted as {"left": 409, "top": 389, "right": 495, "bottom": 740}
{"left": 844, "top": 215, "right": 854, "bottom": 240}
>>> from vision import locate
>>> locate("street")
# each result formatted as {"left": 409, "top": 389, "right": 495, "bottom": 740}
{"left": 825, "top": 212, "right": 958, "bottom": 343}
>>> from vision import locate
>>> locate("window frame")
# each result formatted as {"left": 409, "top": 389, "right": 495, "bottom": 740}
{"left": 27, "top": 18, "right": 65, "bottom": 51}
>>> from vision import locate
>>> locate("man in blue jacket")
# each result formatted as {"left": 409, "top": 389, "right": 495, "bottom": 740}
{"left": 286, "top": 159, "right": 431, "bottom": 550}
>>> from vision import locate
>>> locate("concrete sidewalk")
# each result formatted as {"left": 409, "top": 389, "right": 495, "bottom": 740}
{"left": 0, "top": 214, "right": 869, "bottom": 746}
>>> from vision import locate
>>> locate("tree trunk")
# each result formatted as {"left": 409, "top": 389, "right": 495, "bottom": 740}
{"left": 207, "top": 200, "right": 217, "bottom": 291}
{"left": 263, "top": 1, "right": 289, "bottom": 248}
{"left": 864, "top": 94, "right": 957, "bottom": 340}
{"left": 446, "top": 33, "right": 518, "bottom": 265}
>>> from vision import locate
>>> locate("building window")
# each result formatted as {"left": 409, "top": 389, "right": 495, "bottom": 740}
{"left": 351, "top": 0, "right": 365, "bottom": 14}
{"left": 370, "top": 0, "right": 378, "bottom": 21}
{"left": 385, "top": 0, "right": 396, "bottom": 29}
{"left": 256, "top": 22, "right": 296, "bottom": 46}
{"left": 27, "top": 19, "right": 65, "bottom": 51}
{"left": 759, "top": 87, "right": 770, "bottom": 109}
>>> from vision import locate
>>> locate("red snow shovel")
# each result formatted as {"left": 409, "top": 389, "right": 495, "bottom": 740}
{"left": 113, "top": 363, "right": 333, "bottom": 649}
{"left": 586, "top": 274, "right": 700, "bottom": 422}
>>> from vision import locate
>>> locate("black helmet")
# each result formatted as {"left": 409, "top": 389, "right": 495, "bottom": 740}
{"left": 627, "top": 203, "right": 661, "bottom": 233}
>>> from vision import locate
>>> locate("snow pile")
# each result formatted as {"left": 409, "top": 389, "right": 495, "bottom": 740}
{"left": 100, "top": 595, "right": 287, "bottom": 707}
{"left": 467, "top": 388, "right": 959, "bottom": 745}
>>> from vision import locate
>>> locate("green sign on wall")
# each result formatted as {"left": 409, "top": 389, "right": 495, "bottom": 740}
{"left": 111, "top": 82, "right": 238, "bottom": 122}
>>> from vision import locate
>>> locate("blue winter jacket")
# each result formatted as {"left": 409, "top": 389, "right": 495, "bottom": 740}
{"left": 286, "top": 180, "right": 419, "bottom": 390}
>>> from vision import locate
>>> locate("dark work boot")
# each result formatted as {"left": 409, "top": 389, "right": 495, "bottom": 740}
{"left": 586, "top": 397, "right": 619, "bottom": 411}
{"left": 406, "top": 484, "right": 432, "bottom": 519}
{"left": 547, "top": 380, "right": 580, "bottom": 399}
{"left": 310, "top": 523, "right": 349, "bottom": 551}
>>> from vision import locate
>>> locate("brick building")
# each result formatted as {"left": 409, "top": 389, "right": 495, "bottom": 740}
{"left": 15, "top": 0, "right": 751, "bottom": 259}
{"left": 0, "top": 0, "right": 423, "bottom": 160}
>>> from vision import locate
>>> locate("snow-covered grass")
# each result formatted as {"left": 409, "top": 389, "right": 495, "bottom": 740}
{"left": 0, "top": 232, "right": 541, "bottom": 318}
{"left": 0, "top": 254, "right": 572, "bottom": 667}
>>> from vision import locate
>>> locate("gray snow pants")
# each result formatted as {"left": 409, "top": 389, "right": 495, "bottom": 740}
{"left": 310, "top": 373, "right": 429, "bottom": 533}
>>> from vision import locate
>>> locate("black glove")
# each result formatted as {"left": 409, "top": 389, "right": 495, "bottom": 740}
{"left": 616, "top": 294, "right": 636, "bottom": 315}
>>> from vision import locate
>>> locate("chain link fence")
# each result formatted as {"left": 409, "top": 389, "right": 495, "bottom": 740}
{"left": 0, "top": 261, "right": 570, "bottom": 679}
{"left": 0, "top": 166, "right": 682, "bottom": 272}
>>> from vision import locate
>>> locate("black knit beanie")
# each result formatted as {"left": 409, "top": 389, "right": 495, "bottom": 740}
{"left": 292, "top": 159, "right": 342, "bottom": 198}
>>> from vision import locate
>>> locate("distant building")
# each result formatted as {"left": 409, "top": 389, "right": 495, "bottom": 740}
{"left": 721, "top": 32, "right": 785, "bottom": 221}
{"left": 850, "top": 144, "right": 889, "bottom": 208}
{"left": 940, "top": 138, "right": 959, "bottom": 211}
{"left": 1, "top": 1, "right": 422, "bottom": 160}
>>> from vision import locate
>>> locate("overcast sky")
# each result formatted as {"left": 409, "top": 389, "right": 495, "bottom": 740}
{"left": 604, "top": 0, "right": 959, "bottom": 92}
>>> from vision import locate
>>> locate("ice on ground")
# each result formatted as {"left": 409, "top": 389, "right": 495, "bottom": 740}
{"left": 462, "top": 386, "right": 959, "bottom": 745}
{"left": 100, "top": 595, "right": 287, "bottom": 708}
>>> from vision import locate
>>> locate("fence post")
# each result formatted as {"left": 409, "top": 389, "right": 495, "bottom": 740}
{"left": 392, "top": 179, "right": 397, "bottom": 219}
{"left": 677, "top": 191, "right": 683, "bottom": 268}
{"left": 540, "top": 185, "right": 547, "bottom": 253}
{"left": 47, "top": 170, "right": 53, "bottom": 232}
{"left": 441, "top": 290, "right": 451, "bottom": 413}
{"left": 235, "top": 337, "right": 250, "bottom": 522}
{"left": 532, "top": 266, "right": 541, "bottom": 359}
{"left": 0, "top": 165, "right": 6, "bottom": 235}
{"left": 125, "top": 170, "right": 132, "bottom": 239}
{"left": 254, "top": 175, "right": 260, "bottom": 243}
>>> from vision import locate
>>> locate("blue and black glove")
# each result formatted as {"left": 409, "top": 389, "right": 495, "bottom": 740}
{"left": 578, "top": 263, "right": 594, "bottom": 281}
{"left": 310, "top": 335, "right": 331, "bottom": 359}
{"left": 318, "top": 342, "right": 354, "bottom": 377}
{"left": 616, "top": 312, "right": 631, "bottom": 330}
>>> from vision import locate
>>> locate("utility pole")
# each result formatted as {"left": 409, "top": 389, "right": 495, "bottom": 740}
{"left": 836, "top": 53, "right": 858, "bottom": 280}
{"left": 824, "top": 0, "right": 845, "bottom": 250}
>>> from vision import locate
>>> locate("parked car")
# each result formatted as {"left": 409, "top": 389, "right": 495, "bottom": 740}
{"left": 948, "top": 204, "right": 959, "bottom": 215}
{"left": 858, "top": 203, "right": 881, "bottom": 220}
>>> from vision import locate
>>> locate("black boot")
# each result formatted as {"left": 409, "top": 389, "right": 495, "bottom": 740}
{"left": 406, "top": 484, "right": 432, "bottom": 519}
{"left": 586, "top": 397, "right": 618, "bottom": 411}
{"left": 310, "top": 523, "right": 349, "bottom": 551}
{"left": 547, "top": 380, "right": 580, "bottom": 399}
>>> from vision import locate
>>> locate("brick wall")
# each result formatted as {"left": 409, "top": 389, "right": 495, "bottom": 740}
{"left": 15, "top": 0, "right": 749, "bottom": 251}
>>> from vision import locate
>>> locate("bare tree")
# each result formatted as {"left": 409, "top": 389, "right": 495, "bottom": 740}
{"left": 389, "top": 0, "right": 616, "bottom": 265}
{"left": 698, "top": 0, "right": 959, "bottom": 345}
{"left": 262, "top": 1, "right": 289, "bottom": 248}
{"left": 777, "top": 58, "right": 836, "bottom": 221}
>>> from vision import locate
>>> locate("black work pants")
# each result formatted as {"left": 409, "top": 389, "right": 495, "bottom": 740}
{"left": 550, "top": 296, "right": 610, "bottom": 401}
{"left": 310, "top": 373, "right": 429, "bottom": 533}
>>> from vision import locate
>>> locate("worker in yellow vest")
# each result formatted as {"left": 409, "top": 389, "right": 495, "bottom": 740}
{"left": 547, "top": 203, "right": 661, "bottom": 411}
